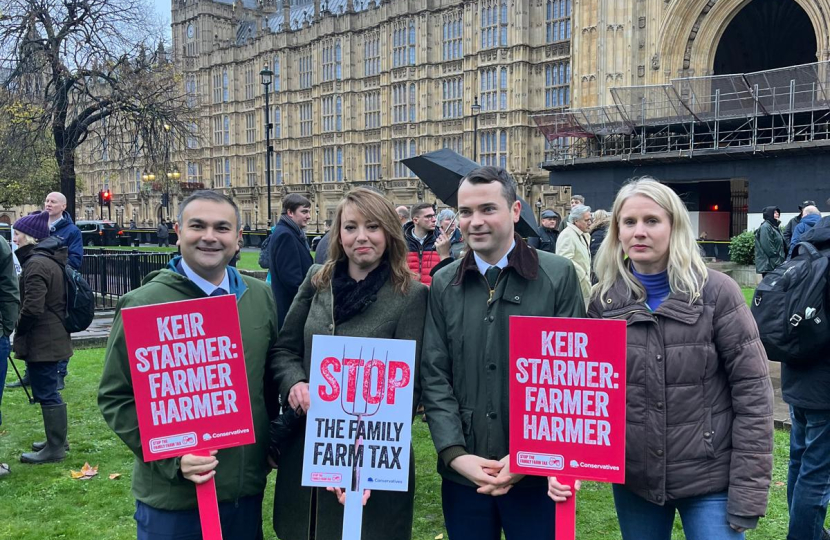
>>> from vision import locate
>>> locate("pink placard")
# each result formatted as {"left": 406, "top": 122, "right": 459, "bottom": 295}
{"left": 509, "top": 316, "right": 627, "bottom": 484}
{"left": 121, "top": 295, "right": 255, "bottom": 462}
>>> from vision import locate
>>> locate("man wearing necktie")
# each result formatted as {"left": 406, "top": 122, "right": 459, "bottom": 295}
{"left": 99, "top": 190, "right": 280, "bottom": 540}
{"left": 421, "top": 166, "right": 586, "bottom": 540}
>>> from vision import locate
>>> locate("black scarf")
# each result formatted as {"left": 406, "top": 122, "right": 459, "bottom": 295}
{"left": 331, "top": 260, "right": 390, "bottom": 325}
{"left": 279, "top": 214, "right": 309, "bottom": 248}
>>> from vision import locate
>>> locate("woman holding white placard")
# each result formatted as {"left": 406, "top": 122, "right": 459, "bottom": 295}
{"left": 572, "top": 178, "right": 773, "bottom": 540}
{"left": 270, "top": 188, "right": 427, "bottom": 540}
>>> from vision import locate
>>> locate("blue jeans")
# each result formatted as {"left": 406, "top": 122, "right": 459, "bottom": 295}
{"left": 441, "top": 478, "right": 555, "bottom": 540}
{"left": 0, "top": 336, "right": 9, "bottom": 426}
{"left": 135, "top": 494, "right": 263, "bottom": 540}
{"left": 613, "top": 484, "right": 744, "bottom": 540}
{"left": 57, "top": 358, "right": 68, "bottom": 376}
{"left": 788, "top": 405, "right": 830, "bottom": 540}
{"left": 27, "top": 362, "right": 62, "bottom": 407}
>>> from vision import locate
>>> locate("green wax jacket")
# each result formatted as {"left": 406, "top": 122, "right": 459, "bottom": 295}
{"left": 98, "top": 260, "right": 279, "bottom": 511}
{"left": 0, "top": 237, "right": 20, "bottom": 337}
{"left": 421, "top": 235, "right": 586, "bottom": 487}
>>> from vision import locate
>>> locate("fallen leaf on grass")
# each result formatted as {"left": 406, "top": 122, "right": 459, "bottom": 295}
{"left": 70, "top": 462, "right": 98, "bottom": 480}
{"left": 435, "top": 535, "right": 444, "bottom": 540}
{"left": 775, "top": 481, "right": 785, "bottom": 487}
{"left": 108, "top": 473, "right": 121, "bottom": 480}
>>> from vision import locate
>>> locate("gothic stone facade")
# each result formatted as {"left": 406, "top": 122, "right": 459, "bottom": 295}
{"left": 71, "top": 0, "right": 577, "bottom": 230}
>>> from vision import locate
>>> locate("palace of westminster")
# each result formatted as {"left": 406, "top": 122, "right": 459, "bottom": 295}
{"left": 72, "top": 0, "right": 576, "bottom": 230}
{"left": 6, "top": 0, "right": 827, "bottom": 232}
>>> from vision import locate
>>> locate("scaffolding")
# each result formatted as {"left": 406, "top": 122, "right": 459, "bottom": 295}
{"left": 535, "top": 61, "right": 830, "bottom": 166}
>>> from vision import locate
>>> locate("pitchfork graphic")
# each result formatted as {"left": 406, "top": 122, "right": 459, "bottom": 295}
{"left": 340, "top": 346, "right": 387, "bottom": 540}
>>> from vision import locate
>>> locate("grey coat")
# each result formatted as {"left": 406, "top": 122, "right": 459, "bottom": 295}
{"left": 587, "top": 269, "right": 773, "bottom": 525}
{"left": 272, "top": 264, "right": 428, "bottom": 540}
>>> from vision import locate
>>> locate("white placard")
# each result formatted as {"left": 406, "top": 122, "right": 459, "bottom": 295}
{"left": 301, "top": 335, "right": 416, "bottom": 493}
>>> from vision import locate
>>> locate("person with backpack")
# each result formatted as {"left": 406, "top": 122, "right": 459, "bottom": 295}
{"left": 11, "top": 211, "right": 72, "bottom": 464}
{"left": 763, "top": 215, "right": 830, "bottom": 540}
{"left": 588, "top": 178, "right": 773, "bottom": 539}
{"left": 269, "top": 194, "right": 313, "bottom": 328}
{"left": 754, "top": 206, "right": 786, "bottom": 276}
{"left": 784, "top": 200, "right": 817, "bottom": 253}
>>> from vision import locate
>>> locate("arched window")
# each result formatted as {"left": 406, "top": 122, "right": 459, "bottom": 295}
{"left": 222, "top": 69, "right": 229, "bottom": 102}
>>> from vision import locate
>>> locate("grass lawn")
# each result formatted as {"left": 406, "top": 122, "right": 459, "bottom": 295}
{"left": 742, "top": 287, "right": 756, "bottom": 306}
{"left": 0, "top": 348, "right": 797, "bottom": 539}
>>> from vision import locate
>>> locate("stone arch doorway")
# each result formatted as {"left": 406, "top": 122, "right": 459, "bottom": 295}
{"left": 714, "top": 0, "right": 817, "bottom": 75}
{"left": 0, "top": 215, "right": 11, "bottom": 225}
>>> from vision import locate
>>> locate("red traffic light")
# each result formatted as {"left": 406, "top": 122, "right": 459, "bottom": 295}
{"left": 103, "top": 190, "right": 112, "bottom": 202}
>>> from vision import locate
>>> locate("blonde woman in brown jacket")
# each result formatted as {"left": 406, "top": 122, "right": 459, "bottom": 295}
{"left": 582, "top": 178, "right": 773, "bottom": 540}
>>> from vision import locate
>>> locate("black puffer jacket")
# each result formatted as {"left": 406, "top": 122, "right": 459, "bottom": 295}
{"left": 589, "top": 224, "right": 608, "bottom": 259}
{"left": 13, "top": 236, "right": 72, "bottom": 363}
{"left": 781, "top": 216, "right": 830, "bottom": 409}
{"left": 588, "top": 269, "right": 773, "bottom": 525}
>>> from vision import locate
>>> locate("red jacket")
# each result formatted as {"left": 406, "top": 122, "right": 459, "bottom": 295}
{"left": 404, "top": 222, "right": 440, "bottom": 285}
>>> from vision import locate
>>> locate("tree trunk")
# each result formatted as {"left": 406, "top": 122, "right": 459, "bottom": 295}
{"left": 56, "top": 147, "right": 77, "bottom": 221}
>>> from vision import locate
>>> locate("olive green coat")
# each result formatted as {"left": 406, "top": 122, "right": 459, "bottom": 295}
{"left": 272, "top": 264, "right": 428, "bottom": 540}
{"left": 421, "top": 237, "right": 586, "bottom": 487}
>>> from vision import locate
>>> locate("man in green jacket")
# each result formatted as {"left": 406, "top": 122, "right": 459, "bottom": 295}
{"left": 0, "top": 236, "right": 20, "bottom": 477}
{"left": 421, "top": 166, "right": 586, "bottom": 540}
{"left": 99, "top": 191, "right": 279, "bottom": 539}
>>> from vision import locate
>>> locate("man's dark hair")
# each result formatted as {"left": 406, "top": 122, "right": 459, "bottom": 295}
{"left": 282, "top": 194, "right": 311, "bottom": 214}
{"left": 410, "top": 203, "right": 433, "bottom": 220}
{"left": 177, "top": 190, "right": 241, "bottom": 230}
{"left": 458, "top": 166, "right": 518, "bottom": 206}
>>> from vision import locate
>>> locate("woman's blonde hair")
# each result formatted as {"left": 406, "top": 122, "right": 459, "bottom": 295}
{"left": 594, "top": 178, "right": 708, "bottom": 304}
{"left": 589, "top": 209, "right": 610, "bottom": 232}
{"left": 311, "top": 188, "right": 413, "bottom": 294}
{"left": 12, "top": 230, "right": 37, "bottom": 247}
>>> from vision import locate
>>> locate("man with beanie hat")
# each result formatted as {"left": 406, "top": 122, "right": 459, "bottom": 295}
{"left": 0, "top": 234, "right": 20, "bottom": 477}
{"left": 11, "top": 211, "right": 72, "bottom": 464}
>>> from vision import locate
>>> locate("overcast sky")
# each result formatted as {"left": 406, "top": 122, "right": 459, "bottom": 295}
{"left": 153, "top": 0, "right": 172, "bottom": 38}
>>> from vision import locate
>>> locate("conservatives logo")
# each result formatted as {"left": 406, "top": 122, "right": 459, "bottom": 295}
{"left": 366, "top": 477, "right": 404, "bottom": 485}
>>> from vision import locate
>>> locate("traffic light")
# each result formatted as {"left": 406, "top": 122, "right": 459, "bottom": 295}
{"left": 97, "top": 190, "right": 104, "bottom": 205}
{"left": 103, "top": 190, "right": 112, "bottom": 205}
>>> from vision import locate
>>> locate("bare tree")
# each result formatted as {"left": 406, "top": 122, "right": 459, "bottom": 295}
{"left": 0, "top": 0, "right": 194, "bottom": 219}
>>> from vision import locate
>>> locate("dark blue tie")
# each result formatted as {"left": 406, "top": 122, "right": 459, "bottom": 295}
{"left": 210, "top": 288, "right": 227, "bottom": 297}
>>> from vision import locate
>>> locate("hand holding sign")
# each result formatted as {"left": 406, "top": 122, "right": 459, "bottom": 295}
{"left": 181, "top": 450, "right": 218, "bottom": 484}
{"left": 302, "top": 335, "right": 416, "bottom": 540}
{"left": 510, "top": 317, "right": 626, "bottom": 540}
{"left": 288, "top": 381, "right": 311, "bottom": 414}
{"left": 122, "top": 296, "right": 256, "bottom": 540}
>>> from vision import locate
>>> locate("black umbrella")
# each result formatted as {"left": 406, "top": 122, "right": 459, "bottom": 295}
{"left": 401, "top": 149, "right": 539, "bottom": 237}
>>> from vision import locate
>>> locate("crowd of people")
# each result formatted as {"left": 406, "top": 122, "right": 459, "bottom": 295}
{"left": 0, "top": 172, "right": 827, "bottom": 540}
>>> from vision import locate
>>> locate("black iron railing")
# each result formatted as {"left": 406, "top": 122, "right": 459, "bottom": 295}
{"left": 81, "top": 250, "right": 176, "bottom": 309}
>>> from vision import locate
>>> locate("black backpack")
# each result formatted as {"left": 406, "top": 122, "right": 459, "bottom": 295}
{"left": 258, "top": 235, "right": 271, "bottom": 269}
{"left": 751, "top": 242, "right": 830, "bottom": 366}
{"left": 35, "top": 254, "right": 95, "bottom": 333}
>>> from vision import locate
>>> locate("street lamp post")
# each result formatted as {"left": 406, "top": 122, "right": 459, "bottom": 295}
{"left": 261, "top": 64, "right": 274, "bottom": 227}
{"left": 536, "top": 197, "right": 543, "bottom": 225}
{"left": 471, "top": 96, "right": 481, "bottom": 163}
